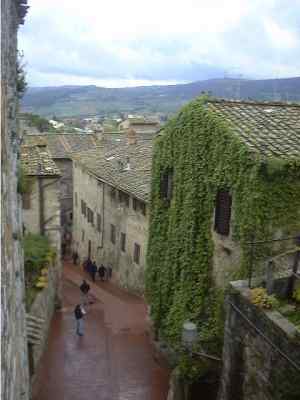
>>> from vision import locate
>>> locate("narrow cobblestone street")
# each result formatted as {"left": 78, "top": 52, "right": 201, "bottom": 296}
{"left": 32, "top": 261, "right": 170, "bottom": 400}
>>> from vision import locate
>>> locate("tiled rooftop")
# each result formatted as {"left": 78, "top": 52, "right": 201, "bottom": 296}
{"left": 21, "top": 145, "right": 60, "bottom": 176}
{"left": 207, "top": 100, "right": 300, "bottom": 159}
{"left": 24, "top": 134, "right": 100, "bottom": 159}
{"left": 72, "top": 135, "right": 153, "bottom": 202}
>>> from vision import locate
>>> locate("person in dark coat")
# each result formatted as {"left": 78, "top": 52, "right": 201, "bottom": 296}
{"left": 86, "top": 258, "right": 92, "bottom": 274}
{"left": 74, "top": 304, "right": 85, "bottom": 336}
{"left": 91, "top": 261, "right": 97, "bottom": 282}
{"left": 107, "top": 264, "right": 112, "bottom": 281}
{"left": 72, "top": 251, "right": 79, "bottom": 265}
{"left": 80, "top": 280, "right": 90, "bottom": 305}
{"left": 98, "top": 264, "right": 106, "bottom": 281}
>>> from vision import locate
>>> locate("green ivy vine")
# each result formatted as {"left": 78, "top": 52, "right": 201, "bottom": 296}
{"left": 146, "top": 96, "right": 300, "bottom": 366}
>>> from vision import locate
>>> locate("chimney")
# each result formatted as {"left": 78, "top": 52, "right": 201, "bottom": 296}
{"left": 126, "top": 127, "right": 137, "bottom": 145}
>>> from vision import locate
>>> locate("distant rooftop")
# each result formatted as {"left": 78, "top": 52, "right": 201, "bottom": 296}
{"left": 24, "top": 133, "right": 100, "bottom": 159}
{"left": 21, "top": 145, "right": 60, "bottom": 176}
{"left": 206, "top": 99, "right": 300, "bottom": 159}
{"left": 71, "top": 135, "right": 153, "bottom": 202}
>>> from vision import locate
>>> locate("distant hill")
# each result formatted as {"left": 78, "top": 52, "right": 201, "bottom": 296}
{"left": 21, "top": 77, "right": 300, "bottom": 118}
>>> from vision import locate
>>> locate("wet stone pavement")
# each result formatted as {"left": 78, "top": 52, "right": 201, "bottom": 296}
{"left": 32, "top": 262, "right": 170, "bottom": 400}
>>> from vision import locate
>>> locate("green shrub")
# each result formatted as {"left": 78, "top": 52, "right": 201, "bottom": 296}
{"left": 292, "top": 287, "right": 300, "bottom": 303}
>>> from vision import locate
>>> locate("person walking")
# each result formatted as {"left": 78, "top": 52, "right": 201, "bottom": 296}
{"left": 91, "top": 261, "right": 97, "bottom": 282}
{"left": 80, "top": 280, "right": 90, "bottom": 305}
{"left": 72, "top": 250, "right": 79, "bottom": 265}
{"left": 107, "top": 264, "right": 112, "bottom": 281}
{"left": 98, "top": 264, "right": 106, "bottom": 282}
{"left": 74, "top": 304, "right": 85, "bottom": 336}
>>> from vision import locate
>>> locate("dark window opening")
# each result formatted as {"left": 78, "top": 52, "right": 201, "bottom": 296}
{"left": 81, "top": 200, "right": 87, "bottom": 217}
{"left": 133, "top": 243, "right": 141, "bottom": 264}
{"left": 214, "top": 190, "right": 232, "bottom": 236}
{"left": 160, "top": 168, "right": 173, "bottom": 203}
{"left": 110, "top": 187, "right": 117, "bottom": 200}
{"left": 110, "top": 224, "right": 116, "bottom": 244}
{"left": 140, "top": 201, "right": 146, "bottom": 216}
{"left": 121, "top": 232, "right": 126, "bottom": 252}
{"left": 75, "top": 192, "right": 78, "bottom": 207}
{"left": 119, "top": 190, "right": 130, "bottom": 207}
{"left": 82, "top": 230, "right": 85, "bottom": 242}
{"left": 133, "top": 198, "right": 138, "bottom": 211}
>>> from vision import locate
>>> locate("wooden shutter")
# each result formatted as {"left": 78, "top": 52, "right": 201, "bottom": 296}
{"left": 134, "top": 243, "right": 141, "bottom": 264}
{"left": 214, "top": 190, "right": 232, "bottom": 236}
{"left": 160, "top": 169, "right": 173, "bottom": 202}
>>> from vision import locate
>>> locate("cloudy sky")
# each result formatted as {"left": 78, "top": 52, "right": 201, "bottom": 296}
{"left": 19, "top": 0, "right": 300, "bottom": 88}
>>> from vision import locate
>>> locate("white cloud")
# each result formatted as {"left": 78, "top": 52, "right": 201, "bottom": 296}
{"left": 19, "top": 0, "right": 300, "bottom": 86}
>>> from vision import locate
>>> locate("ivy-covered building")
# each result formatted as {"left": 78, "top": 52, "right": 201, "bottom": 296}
{"left": 146, "top": 98, "right": 300, "bottom": 348}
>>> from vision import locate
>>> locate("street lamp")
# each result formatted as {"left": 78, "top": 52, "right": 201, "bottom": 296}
{"left": 181, "top": 321, "right": 222, "bottom": 362}
{"left": 182, "top": 321, "right": 198, "bottom": 352}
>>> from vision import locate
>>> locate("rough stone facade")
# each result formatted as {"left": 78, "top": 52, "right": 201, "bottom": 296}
{"left": 218, "top": 280, "right": 300, "bottom": 400}
{"left": 28, "top": 259, "right": 60, "bottom": 382}
{"left": 73, "top": 163, "right": 149, "bottom": 293}
{"left": 22, "top": 176, "right": 61, "bottom": 255}
{"left": 1, "top": 1, "right": 30, "bottom": 399}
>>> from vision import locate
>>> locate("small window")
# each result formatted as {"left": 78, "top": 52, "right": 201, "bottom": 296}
{"left": 139, "top": 201, "right": 146, "bottom": 216}
{"left": 22, "top": 192, "right": 31, "bottom": 210}
{"left": 160, "top": 169, "right": 173, "bottom": 203}
{"left": 110, "top": 224, "right": 116, "bottom": 244}
{"left": 75, "top": 192, "right": 78, "bottom": 207}
{"left": 97, "top": 213, "right": 101, "bottom": 232}
{"left": 82, "top": 230, "right": 85, "bottom": 242}
{"left": 133, "top": 198, "right": 138, "bottom": 211}
{"left": 214, "top": 190, "right": 232, "bottom": 236}
{"left": 120, "top": 232, "right": 126, "bottom": 252}
{"left": 119, "top": 190, "right": 130, "bottom": 207}
{"left": 133, "top": 243, "right": 141, "bottom": 264}
{"left": 81, "top": 200, "right": 87, "bottom": 217}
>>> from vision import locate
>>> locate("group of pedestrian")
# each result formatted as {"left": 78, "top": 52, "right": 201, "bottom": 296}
{"left": 83, "top": 258, "right": 112, "bottom": 283}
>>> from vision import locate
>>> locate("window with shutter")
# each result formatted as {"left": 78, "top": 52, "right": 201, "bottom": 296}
{"left": 121, "top": 232, "right": 126, "bottom": 252}
{"left": 133, "top": 198, "right": 138, "bottom": 211}
{"left": 160, "top": 169, "right": 173, "bottom": 203}
{"left": 133, "top": 243, "right": 141, "bottom": 264}
{"left": 214, "top": 190, "right": 232, "bottom": 236}
{"left": 110, "top": 224, "right": 116, "bottom": 244}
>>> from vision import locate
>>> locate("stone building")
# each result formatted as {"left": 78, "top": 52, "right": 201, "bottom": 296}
{"left": 72, "top": 131, "right": 153, "bottom": 293}
{"left": 1, "top": 1, "right": 30, "bottom": 400}
{"left": 20, "top": 143, "right": 61, "bottom": 256}
{"left": 146, "top": 98, "right": 300, "bottom": 368}
{"left": 119, "top": 117, "right": 160, "bottom": 139}
{"left": 24, "top": 133, "right": 99, "bottom": 246}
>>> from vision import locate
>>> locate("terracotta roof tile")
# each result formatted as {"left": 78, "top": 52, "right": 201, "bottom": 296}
{"left": 21, "top": 145, "right": 60, "bottom": 176}
{"left": 71, "top": 136, "right": 153, "bottom": 202}
{"left": 207, "top": 100, "right": 300, "bottom": 159}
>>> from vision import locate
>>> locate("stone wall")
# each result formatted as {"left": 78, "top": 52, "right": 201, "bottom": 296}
{"left": 28, "top": 260, "right": 60, "bottom": 381}
{"left": 23, "top": 176, "right": 61, "bottom": 246}
{"left": 218, "top": 280, "right": 300, "bottom": 400}
{"left": 73, "top": 163, "right": 148, "bottom": 294}
{"left": 1, "top": 1, "right": 30, "bottom": 399}
{"left": 54, "top": 158, "right": 73, "bottom": 236}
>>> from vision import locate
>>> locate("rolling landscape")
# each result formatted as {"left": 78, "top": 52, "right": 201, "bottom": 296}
{"left": 21, "top": 77, "right": 300, "bottom": 118}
